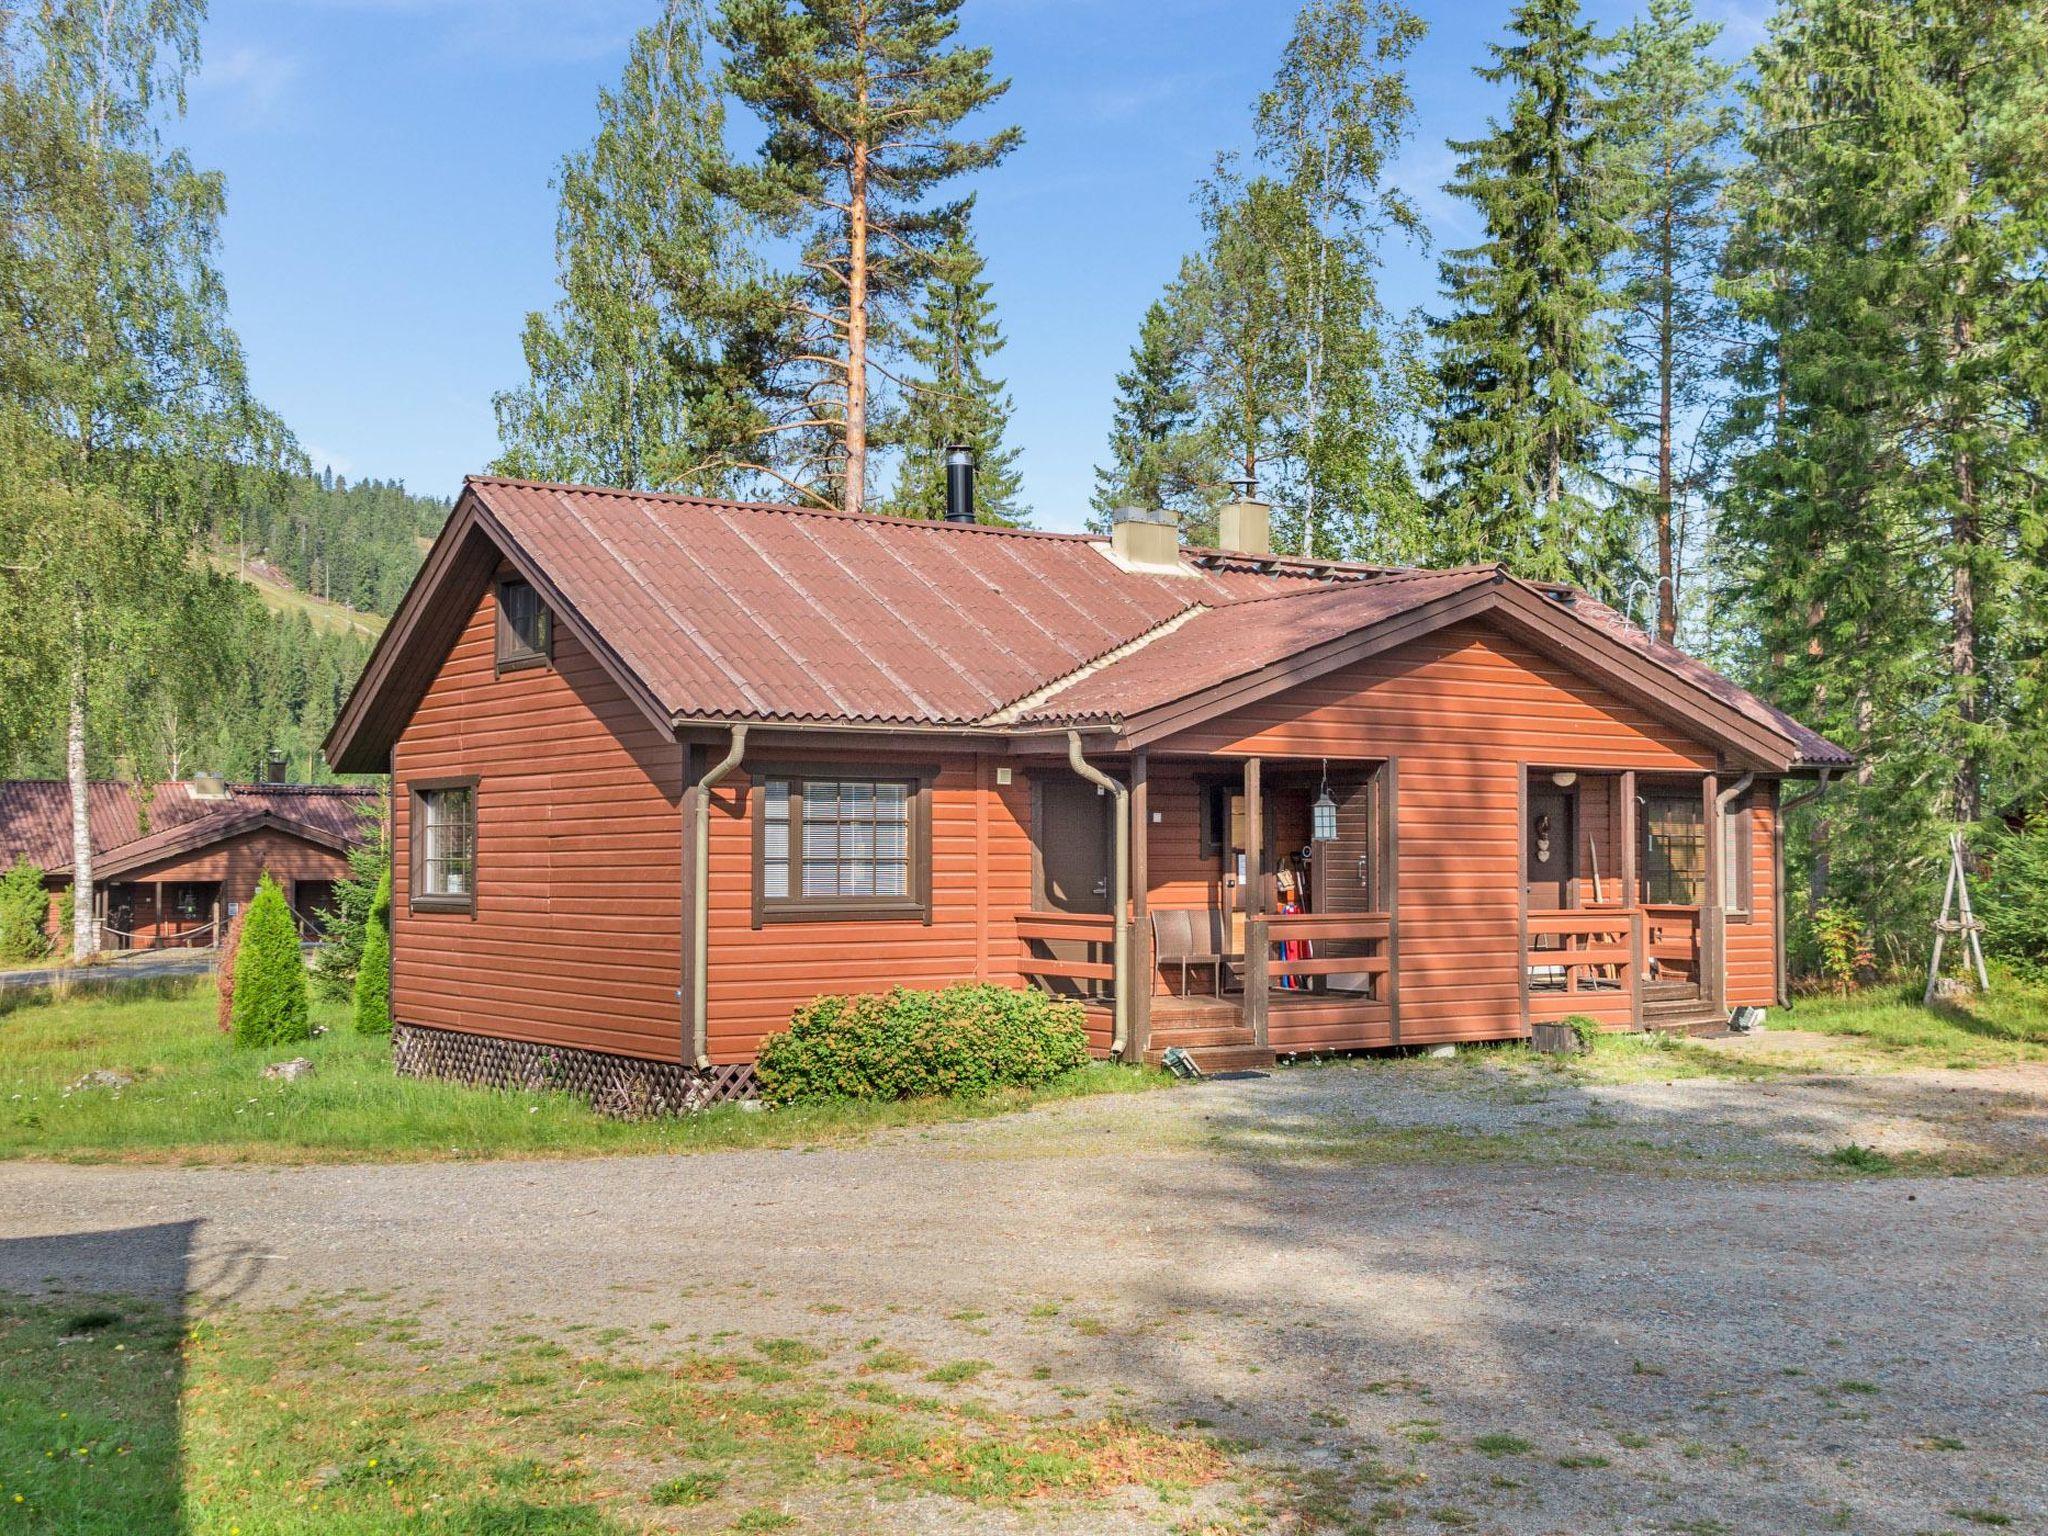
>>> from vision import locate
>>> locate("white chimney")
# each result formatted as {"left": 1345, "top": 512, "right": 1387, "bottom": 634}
{"left": 1217, "top": 477, "right": 1271, "bottom": 557}
{"left": 1108, "top": 507, "right": 1184, "bottom": 574}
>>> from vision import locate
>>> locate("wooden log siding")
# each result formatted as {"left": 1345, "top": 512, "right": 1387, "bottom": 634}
{"left": 1163, "top": 619, "right": 1718, "bottom": 1045}
{"left": 392, "top": 577, "right": 688, "bottom": 1063}
{"left": 703, "top": 759, "right": 1043, "bottom": 1063}
{"left": 1724, "top": 781, "right": 1779, "bottom": 1008}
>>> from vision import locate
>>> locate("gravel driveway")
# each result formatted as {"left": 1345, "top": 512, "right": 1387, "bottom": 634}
{"left": 3, "top": 1047, "right": 2044, "bottom": 1534}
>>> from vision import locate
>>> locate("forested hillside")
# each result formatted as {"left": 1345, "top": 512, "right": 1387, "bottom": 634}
{"left": 230, "top": 469, "right": 448, "bottom": 618}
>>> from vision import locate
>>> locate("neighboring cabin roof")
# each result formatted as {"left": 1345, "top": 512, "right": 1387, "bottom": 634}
{"left": 0, "top": 781, "right": 378, "bottom": 877}
{"left": 324, "top": 476, "right": 1851, "bottom": 775}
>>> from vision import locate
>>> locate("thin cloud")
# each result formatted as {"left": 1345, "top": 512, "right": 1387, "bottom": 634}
{"left": 197, "top": 44, "right": 303, "bottom": 128}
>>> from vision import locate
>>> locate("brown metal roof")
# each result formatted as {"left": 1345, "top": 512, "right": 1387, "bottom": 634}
{"left": 468, "top": 477, "right": 1357, "bottom": 728}
{"left": 0, "top": 782, "right": 377, "bottom": 875}
{"left": 325, "top": 476, "right": 1849, "bottom": 772}
{"left": 1016, "top": 569, "right": 1502, "bottom": 725}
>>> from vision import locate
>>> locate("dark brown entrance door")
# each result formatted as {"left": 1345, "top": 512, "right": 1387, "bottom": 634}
{"left": 1035, "top": 778, "right": 1113, "bottom": 998}
{"left": 1526, "top": 783, "right": 1576, "bottom": 912}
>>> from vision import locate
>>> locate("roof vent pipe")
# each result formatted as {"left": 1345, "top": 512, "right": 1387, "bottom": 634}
{"left": 944, "top": 444, "right": 975, "bottom": 525}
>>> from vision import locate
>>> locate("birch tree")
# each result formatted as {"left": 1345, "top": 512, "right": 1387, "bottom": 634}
{"left": 0, "top": 0, "right": 286, "bottom": 957}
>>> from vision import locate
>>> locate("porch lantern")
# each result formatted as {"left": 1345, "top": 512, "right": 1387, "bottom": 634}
{"left": 1312, "top": 762, "right": 1339, "bottom": 842}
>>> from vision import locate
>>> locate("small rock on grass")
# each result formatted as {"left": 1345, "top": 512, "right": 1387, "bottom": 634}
{"left": 64, "top": 1069, "right": 134, "bottom": 1094}
{"left": 262, "top": 1057, "right": 316, "bottom": 1082}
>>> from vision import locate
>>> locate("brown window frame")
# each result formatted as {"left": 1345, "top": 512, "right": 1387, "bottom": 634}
{"left": 408, "top": 775, "right": 479, "bottom": 915}
{"left": 750, "top": 762, "right": 936, "bottom": 927}
{"left": 495, "top": 576, "right": 552, "bottom": 673}
{"left": 1639, "top": 788, "right": 1707, "bottom": 907}
{"left": 1722, "top": 790, "right": 1755, "bottom": 923}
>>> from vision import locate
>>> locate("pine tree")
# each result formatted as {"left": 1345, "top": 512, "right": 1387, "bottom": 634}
{"left": 883, "top": 215, "right": 1026, "bottom": 523}
{"left": 1606, "top": 0, "right": 1735, "bottom": 644}
{"left": 230, "top": 874, "right": 310, "bottom": 1048}
{"left": 0, "top": 1, "right": 293, "bottom": 957}
{"left": 716, "top": 0, "right": 1022, "bottom": 514}
{"left": 492, "top": 1, "right": 769, "bottom": 494}
{"left": 1422, "top": 0, "right": 1634, "bottom": 592}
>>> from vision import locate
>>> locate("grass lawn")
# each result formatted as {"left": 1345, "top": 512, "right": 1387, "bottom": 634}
{"left": 1770, "top": 975, "right": 2048, "bottom": 1067}
{"left": 0, "top": 1295, "right": 1241, "bottom": 1535}
{"left": 0, "top": 982, "right": 1164, "bottom": 1166}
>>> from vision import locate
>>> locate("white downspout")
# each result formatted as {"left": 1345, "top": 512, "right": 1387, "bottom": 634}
{"left": 690, "top": 725, "right": 747, "bottom": 1068}
{"left": 1066, "top": 731, "right": 1130, "bottom": 1060}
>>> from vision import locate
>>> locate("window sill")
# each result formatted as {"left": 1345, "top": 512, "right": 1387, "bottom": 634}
{"left": 756, "top": 901, "right": 930, "bottom": 927}
{"left": 495, "top": 652, "right": 550, "bottom": 675}
{"left": 410, "top": 895, "right": 476, "bottom": 916}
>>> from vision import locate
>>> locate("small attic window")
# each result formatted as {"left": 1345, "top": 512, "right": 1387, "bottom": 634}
{"left": 496, "top": 577, "right": 551, "bottom": 671}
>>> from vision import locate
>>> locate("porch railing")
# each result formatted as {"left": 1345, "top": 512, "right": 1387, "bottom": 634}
{"left": 1014, "top": 911, "right": 1118, "bottom": 995}
{"left": 1642, "top": 904, "right": 1702, "bottom": 984}
{"left": 1260, "top": 911, "right": 1391, "bottom": 994}
{"left": 1524, "top": 912, "right": 1633, "bottom": 997}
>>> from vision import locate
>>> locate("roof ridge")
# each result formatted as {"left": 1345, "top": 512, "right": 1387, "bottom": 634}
{"left": 467, "top": 475, "right": 1108, "bottom": 545}
{"left": 1212, "top": 563, "right": 1504, "bottom": 611}
{"left": 981, "top": 603, "right": 1213, "bottom": 725}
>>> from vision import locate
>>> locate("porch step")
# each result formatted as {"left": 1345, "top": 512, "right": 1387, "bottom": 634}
{"left": 1143, "top": 1042, "right": 1278, "bottom": 1073}
{"left": 1640, "top": 1005, "right": 1728, "bottom": 1037}
{"left": 1147, "top": 1024, "right": 1262, "bottom": 1050}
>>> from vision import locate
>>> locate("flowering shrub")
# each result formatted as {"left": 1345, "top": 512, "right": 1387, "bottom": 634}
{"left": 756, "top": 983, "right": 1090, "bottom": 1106}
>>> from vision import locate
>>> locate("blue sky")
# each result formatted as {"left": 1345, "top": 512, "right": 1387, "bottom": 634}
{"left": 180, "top": 0, "right": 1766, "bottom": 533}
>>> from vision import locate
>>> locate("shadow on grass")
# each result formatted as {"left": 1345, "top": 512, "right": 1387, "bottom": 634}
{"left": 0, "top": 1220, "right": 213, "bottom": 1532}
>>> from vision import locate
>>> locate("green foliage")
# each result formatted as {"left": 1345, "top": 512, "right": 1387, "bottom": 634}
{"left": 228, "top": 471, "right": 446, "bottom": 617}
{"left": 314, "top": 813, "right": 393, "bottom": 1003}
{"left": 1559, "top": 1013, "right": 1601, "bottom": 1050}
{"left": 1423, "top": 0, "right": 1637, "bottom": 595}
{"left": 716, "top": 0, "right": 1023, "bottom": 512}
{"left": 756, "top": 984, "right": 1090, "bottom": 1106}
{"left": 493, "top": 0, "right": 770, "bottom": 496}
{"left": 1093, "top": 0, "right": 1429, "bottom": 563}
{"left": 1978, "top": 814, "right": 2048, "bottom": 981}
{"left": 0, "top": 858, "right": 50, "bottom": 963}
{"left": 882, "top": 214, "right": 1028, "bottom": 524}
{"left": 230, "top": 875, "right": 310, "bottom": 1048}
{"left": 1808, "top": 905, "right": 1863, "bottom": 995}
{"left": 352, "top": 866, "right": 393, "bottom": 1037}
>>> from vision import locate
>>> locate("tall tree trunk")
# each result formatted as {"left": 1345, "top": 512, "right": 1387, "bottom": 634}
{"left": 1950, "top": 320, "right": 1981, "bottom": 827}
{"left": 1656, "top": 195, "right": 1677, "bottom": 643}
{"left": 843, "top": 141, "right": 871, "bottom": 515}
{"left": 68, "top": 607, "right": 96, "bottom": 960}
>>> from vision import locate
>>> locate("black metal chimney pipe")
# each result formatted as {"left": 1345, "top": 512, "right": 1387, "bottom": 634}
{"left": 944, "top": 444, "right": 975, "bottom": 525}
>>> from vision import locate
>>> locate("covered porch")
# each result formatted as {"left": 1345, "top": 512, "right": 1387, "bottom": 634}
{"left": 1011, "top": 747, "right": 1746, "bottom": 1066}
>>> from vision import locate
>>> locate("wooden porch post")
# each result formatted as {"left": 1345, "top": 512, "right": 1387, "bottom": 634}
{"left": 1620, "top": 770, "right": 1640, "bottom": 1026}
{"left": 1516, "top": 765, "right": 1530, "bottom": 1035}
{"left": 1384, "top": 758, "right": 1401, "bottom": 1048}
{"left": 1702, "top": 773, "right": 1725, "bottom": 1014}
{"left": 1243, "top": 756, "right": 1268, "bottom": 1050}
{"left": 1128, "top": 751, "right": 1152, "bottom": 1064}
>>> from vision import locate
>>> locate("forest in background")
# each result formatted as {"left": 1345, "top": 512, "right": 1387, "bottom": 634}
{"left": 2, "top": 0, "right": 2043, "bottom": 973}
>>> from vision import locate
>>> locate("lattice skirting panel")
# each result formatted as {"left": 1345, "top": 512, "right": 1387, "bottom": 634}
{"left": 391, "top": 1023, "right": 756, "bottom": 1119}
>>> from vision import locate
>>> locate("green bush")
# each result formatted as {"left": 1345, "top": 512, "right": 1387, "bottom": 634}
{"left": 0, "top": 858, "right": 50, "bottom": 963}
{"left": 755, "top": 983, "right": 1091, "bottom": 1106}
{"left": 1979, "top": 812, "right": 2048, "bottom": 981}
{"left": 230, "top": 874, "right": 310, "bottom": 1047}
{"left": 352, "top": 865, "right": 393, "bottom": 1035}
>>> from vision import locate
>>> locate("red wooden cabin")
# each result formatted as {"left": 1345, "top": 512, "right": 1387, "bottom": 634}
{"left": 324, "top": 476, "right": 1847, "bottom": 1099}
{"left": 0, "top": 778, "right": 378, "bottom": 951}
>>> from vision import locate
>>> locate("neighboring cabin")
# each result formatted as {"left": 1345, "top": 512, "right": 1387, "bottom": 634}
{"left": 323, "top": 474, "right": 1849, "bottom": 1103}
{"left": 0, "top": 775, "right": 378, "bottom": 952}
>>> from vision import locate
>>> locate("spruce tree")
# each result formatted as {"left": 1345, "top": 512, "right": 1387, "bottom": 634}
{"left": 716, "top": 0, "right": 1022, "bottom": 514}
{"left": 883, "top": 215, "right": 1026, "bottom": 524}
{"left": 1422, "top": 0, "right": 1634, "bottom": 592}
{"left": 1090, "top": 282, "right": 1219, "bottom": 529}
{"left": 1606, "top": 0, "right": 1735, "bottom": 644}
{"left": 230, "top": 874, "right": 310, "bottom": 1048}
{"left": 352, "top": 866, "right": 393, "bottom": 1036}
